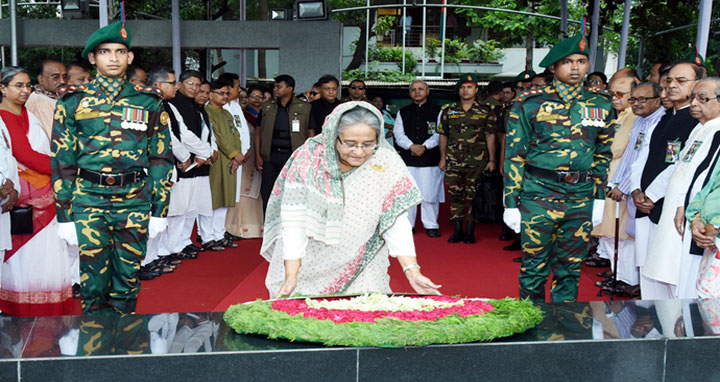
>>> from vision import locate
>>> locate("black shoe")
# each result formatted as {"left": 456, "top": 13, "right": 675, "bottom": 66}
{"left": 504, "top": 240, "right": 521, "bottom": 251}
{"left": 225, "top": 232, "right": 243, "bottom": 242}
{"left": 463, "top": 221, "right": 476, "bottom": 244}
{"left": 412, "top": 228, "right": 416, "bottom": 234}
{"left": 139, "top": 268, "right": 160, "bottom": 280}
{"left": 447, "top": 220, "right": 464, "bottom": 243}
{"left": 187, "top": 244, "right": 203, "bottom": 252}
{"left": 72, "top": 283, "right": 81, "bottom": 299}
{"left": 499, "top": 224, "right": 514, "bottom": 241}
{"left": 426, "top": 228, "right": 441, "bottom": 238}
{"left": 202, "top": 240, "right": 225, "bottom": 252}
{"left": 512, "top": 256, "right": 522, "bottom": 263}
{"left": 196, "top": 235, "right": 203, "bottom": 244}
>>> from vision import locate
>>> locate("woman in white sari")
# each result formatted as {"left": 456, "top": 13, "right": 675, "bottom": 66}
{"left": 262, "top": 101, "right": 441, "bottom": 297}
{"left": 0, "top": 67, "right": 72, "bottom": 316}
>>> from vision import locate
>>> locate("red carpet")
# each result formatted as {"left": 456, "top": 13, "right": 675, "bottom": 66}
{"left": 133, "top": 207, "right": 623, "bottom": 314}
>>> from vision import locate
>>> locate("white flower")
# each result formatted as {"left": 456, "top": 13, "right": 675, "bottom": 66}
{"left": 305, "top": 293, "right": 463, "bottom": 312}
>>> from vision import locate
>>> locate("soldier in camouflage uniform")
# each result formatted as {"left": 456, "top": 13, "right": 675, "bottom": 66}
{"left": 51, "top": 21, "right": 174, "bottom": 314}
{"left": 503, "top": 34, "right": 616, "bottom": 302}
{"left": 439, "top": 73, "right": 498, "bottom": 244}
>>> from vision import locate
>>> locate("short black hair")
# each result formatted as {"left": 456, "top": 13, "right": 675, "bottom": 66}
{"left": 274, "top": 74, "right": 295, "bottom": 89}
{"left": 218, "top": 72, "right": 240, "bottom": 85}
{"left": 350, "top": 78, "right": 366, "bottom": 87}
{"left": 312, "top": 82, "right": 321, "bottom": 88}
{"left": 502, "top": 82, "right": 514, "bottom": 90}
{"left": 632, "top": 81, "right": 661, "bottom": 97}
{"left": 210, "top": 78, "right": 231, "bottom": 91}
{"left": 317, "top": 74, "right": 339, "bottom": 87}
{"left": 201, "top": 80, "right": 210, "bottom": 87}
{"left": 668, "top": 61, "right": 705, "bottom": 80}
{"left": 248, "top": 85, "right": 265, "bottom": 95}
{"left": 127, "top": 65, "right": 144, "bottom": 82}
{"left": 179, "top": 69, "right": 203, "bottom": 83}
{"left": 147, "top": 67, "right": 175, "bottom": 87}
{"left": 486, "top": 80, "right": 504, "bottom": 95}
{"left": 587, "top": 71, "right": 607, "bottom": 84}
{"left": 37, "top": 58, "right": 64, "bottom": 76}
{"left": 68, "top": 61, "right": 90, "bottom": 72}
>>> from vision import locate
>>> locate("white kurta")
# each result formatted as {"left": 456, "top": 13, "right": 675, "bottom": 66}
{"left": 644, "top": 118, "right": 720, "bottom": 292}
{"left": 0, "top": 120, "right": 19, "bottom": 253}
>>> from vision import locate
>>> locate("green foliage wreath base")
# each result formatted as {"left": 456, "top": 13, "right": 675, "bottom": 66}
{"left": 224, "top": 297, "right": 543, "bottom": 347}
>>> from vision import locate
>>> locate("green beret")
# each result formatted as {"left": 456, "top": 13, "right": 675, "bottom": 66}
{"left": 513, "top": 70, "right": 536, "bottom": 84}
{"left": 82, "top": 21, "right": 131, "bottom": 59}
{"left": 684, "top": 47, "right": 705, "bottom": 68}
{"left": 539, "top": 34, "right": 589, "bottom": 68}
{"left": 455, "top": 73, "right": 480, "bottom": 91}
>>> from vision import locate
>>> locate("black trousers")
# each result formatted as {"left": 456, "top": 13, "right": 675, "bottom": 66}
{"left": 261, "top": 150, "right": 292, "bottom": 213}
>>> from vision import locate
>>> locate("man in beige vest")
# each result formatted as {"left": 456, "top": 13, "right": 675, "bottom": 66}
{"left": 26, "top": 59, "right": 67, "bottom": 137}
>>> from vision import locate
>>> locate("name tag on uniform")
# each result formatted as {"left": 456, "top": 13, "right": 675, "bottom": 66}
{"left": 121, "top": 107, "right": 148, "bottom": 131}
{"left": 682, "top": 140, "right": 702, "bottom": 162}
{"left": 292, "top": 119, "right": 300, "bottom": 133}
{"left": 76, "top": 111, "right": 101, "bottom": 120}
{"left": 665, "top": 140, "right": 681, "bottom": 163}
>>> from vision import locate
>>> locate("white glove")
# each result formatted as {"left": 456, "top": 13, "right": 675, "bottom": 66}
{"left": 148, "top": 217, "right": 168, "bottom": 238}
{"left": 503, "top": 208, "right": 521, "bottom": 234}
{"left": 592, "top": 199, "right": 605, "bottom": 226}
{"left": 57, "top": 222, "right": 78, "bottom": 246}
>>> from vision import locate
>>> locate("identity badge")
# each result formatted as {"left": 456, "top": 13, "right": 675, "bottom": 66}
{"left": 292, "top": 119, "right": 300, "bottom": 133}
{"left": 427, "top": 121, "right": 436, "bottom": 135}
{"left": 634, "top": 132, "right": 645, "bottom": 151}
{"left": 682, "top": 140, "right": 702, "bottom": 162}
{"left": 665, "top": 140, "right": 681, "bottom": 163}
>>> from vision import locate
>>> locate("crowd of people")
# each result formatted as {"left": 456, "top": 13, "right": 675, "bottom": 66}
{"left": 0, "top": 19, "right": 718, "bottom": 317}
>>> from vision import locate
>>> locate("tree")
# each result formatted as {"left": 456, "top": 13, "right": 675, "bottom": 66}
{"left": 329, "top": 0, "right": 372, "bottom": 71}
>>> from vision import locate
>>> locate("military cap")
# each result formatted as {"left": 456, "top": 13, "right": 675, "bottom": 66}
{"left": 684, "top": 47, "right": 705, "bottom": 67}
{"left": 455, "top": 73, "right": 480, "bottom": 91}
{"left": 513, "top": 69, "right": 536, "bottom": 84}
{"left": 539, "top": 34, "right": 589, "bottom": 68}
{"left": 82, "top": 21, "right": 131, "bottom": 59}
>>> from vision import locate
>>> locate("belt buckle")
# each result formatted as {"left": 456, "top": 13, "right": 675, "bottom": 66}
{"left": 562, "top": 172, "right": 579, "bottom": 184}
{"left": 104, "top": 174, "right": 117, "bottom": 185}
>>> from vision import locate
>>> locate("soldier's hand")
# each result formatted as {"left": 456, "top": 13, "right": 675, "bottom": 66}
{"left": 484, "top": 161, "right": 497, "bottom": 172}
{"left": 438, "top": 158, "right": 446, "bottom": 172}
{"left": 0, "top": 189, "right": 17, "bottom": 213}
{"left": 608, "top": 187, "right": 623, "bottom": 202}
{"left": 673, "top": 207, "right": 685, "bottom": 236}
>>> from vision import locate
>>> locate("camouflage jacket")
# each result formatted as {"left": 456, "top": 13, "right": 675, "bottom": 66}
{"left": 437, "top": 101, "right": 498, "bottom": 160}
{"left": 503, "top": 85, "right": 616, "bottom": 208}
{"left": 50, "top": 79, "right": 174, "bottom": 222}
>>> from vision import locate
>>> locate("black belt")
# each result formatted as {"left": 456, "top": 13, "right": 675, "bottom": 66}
{"left": 78, "top": 168, "right": 146, "bottom": 186}
{"left": 526, "top": 165, "right": 593, "bottom": 184}
{"left": 271, "top": 147, "right": 292, "bottom": 153}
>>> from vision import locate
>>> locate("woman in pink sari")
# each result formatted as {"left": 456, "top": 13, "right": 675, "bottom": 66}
{"left": 0, "top": 66, "right": 73, "bottom": 316}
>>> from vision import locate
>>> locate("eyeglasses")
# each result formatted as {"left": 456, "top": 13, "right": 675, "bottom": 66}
{"left": 628, "top": 96, "right": 659, "bottom": 104}
{"left": 183, "top": 81, "right": 201, "bottom": 88}
{"left": 350, "top": 85, "right": 365, "bottom": 90}
{"left": 607, "top": 90, "right": 627, "bottom": 99}
{"left": 212, "top": 91, "right": 230, "bottom": 96}
{"left": 665, "top": 77, "right": 697, "bottom": 86}
{"left": 249, "top": 94, "right": 264, "bottom": 99}
{"left": 689, "top": 93, "right": 720, "bottom": 104}
{"left": 336, "top": 136, "right": 377, "bottom": 151}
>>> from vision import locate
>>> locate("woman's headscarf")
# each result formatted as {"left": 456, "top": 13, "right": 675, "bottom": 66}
{"left": 261, "top": 101, "right": 414, "bottom": 258}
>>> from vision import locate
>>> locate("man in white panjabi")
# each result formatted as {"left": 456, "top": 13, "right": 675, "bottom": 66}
{"left": 644, "top": 78, "right": 720, "bottom": 298}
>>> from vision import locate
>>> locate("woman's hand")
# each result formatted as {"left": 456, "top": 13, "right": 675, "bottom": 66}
{"left": 275, "top": 276, "right": 297, "bottom": 298}
{"left": 405, "top": 269, "right": 441, "bottom": 295}
{"left": 1, "top": 189, "right": 17, "bottom": 213}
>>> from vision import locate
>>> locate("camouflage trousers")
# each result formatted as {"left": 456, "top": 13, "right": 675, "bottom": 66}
{"left": 519, "top": 198, "right": 593, "bottom": 302}
{"left": 445, "top": 159, "right": 486, "bottom": 221}
{"left": 73, "top": 188, "right": 150, "bottom": 315}
{"left": 77, "top": 314, "right": 149, "bottom": 356}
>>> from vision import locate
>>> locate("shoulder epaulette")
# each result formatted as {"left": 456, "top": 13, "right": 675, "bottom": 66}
{"left": 587, "top": 87, "right": 612, "bottom": 99}
{"left": 516, "top": 88, "right": 545, "bottom": 103}
{"left": 58, "top": 85, "right": 86, "bottom": 99}
{"left": 440, "top": 102, "right": 454, "bottom": 110}
{"left": 134, "top": 84, "right": 164, "bottom": 98}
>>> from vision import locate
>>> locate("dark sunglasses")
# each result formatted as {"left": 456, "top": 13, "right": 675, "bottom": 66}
{"left": 350, "top": 85, "right": 365, "bottom": 90}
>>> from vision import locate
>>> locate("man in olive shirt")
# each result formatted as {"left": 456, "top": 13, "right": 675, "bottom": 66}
{"left": 255, "top": 74, "right": 311, "bottom": 211}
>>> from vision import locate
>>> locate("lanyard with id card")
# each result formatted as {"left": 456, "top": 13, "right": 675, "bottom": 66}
{"left": 292, "top": 112, "right": 300, "bottom": 133}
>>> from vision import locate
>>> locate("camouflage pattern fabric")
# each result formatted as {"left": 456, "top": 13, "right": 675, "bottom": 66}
{"left": 438, "top": 101, "right": 498, "bottom": 221}
{"left": 51, "top": 75, "right": 174, "bottom": 314}
{"left": 77, "top": 315, "right": 149, "bottom": 355}
{"left": 504, "top": 83, "right": 616, "bottom": 302}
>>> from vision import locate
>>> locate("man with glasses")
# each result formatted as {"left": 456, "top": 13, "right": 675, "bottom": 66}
{"left": 439, "top": 73, "right": 498, "bottom": 244}
{"left": 503, "top": 34, "right": 615, "bottom": 302}
{"left": 51, "top": 21, "right": 174, "bottom": 314}
{"left": 644, "top": 78, "right": 720, "bottom": 299}
{"left": 309, "top": 74, "right": 341, "bottom": 135}
{"left": 26, "top": 58, "right": 67, "bottom": 138}
{"left": 394, "top": 80, "right": 444, "bottom": 238}
{"left": 343, "top": 79, "right": 368, "bottom": 102}
{"left": 630, "top": 62, "right": 703, "bottom": 299}
{"left": 255, "top": 74, "right": 310, "bottom": 212}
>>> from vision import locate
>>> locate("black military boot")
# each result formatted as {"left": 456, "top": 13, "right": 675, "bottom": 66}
{"left": 463, "top": 221, "right": 476, "bottom": 244}
{"left": 447, "top": 220, "right": 464, "bottom": 243}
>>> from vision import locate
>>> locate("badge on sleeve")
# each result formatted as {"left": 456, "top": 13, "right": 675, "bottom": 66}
{"left": 121, "top": 107, "right": 149, "bottom": 131}
{"left": 665, "top": 140, "right": 681, "bottom": 163}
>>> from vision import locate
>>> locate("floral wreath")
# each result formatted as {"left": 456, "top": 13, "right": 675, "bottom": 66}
{"left": 224, "top": 294, "right": 543, "bottom": 347}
